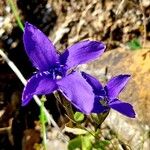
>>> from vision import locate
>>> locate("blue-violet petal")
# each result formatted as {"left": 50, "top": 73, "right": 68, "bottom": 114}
{"left": 23, "top": 22, "right": 59, "bottom": 71}
{"left": 105, "top": 75, "right": 130, "bottom": 99}
{"left": 60, "top": 40, "right": 106, "bottom": 69}
{"left": 22, "top": 73, "right": 58, "bottom": 106}
{"left": 57, "top": 71, "right": 95, "bottom": 114}
{"left": 108, "top": 98, "right": 136, "bottom": 118}
{"left": 81, "top": 71, "right": 105, "bottom": 96}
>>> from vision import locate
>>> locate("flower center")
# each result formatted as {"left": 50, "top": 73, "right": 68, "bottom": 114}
{"left": 41, "top": 65, "right": 66, "bottom": 80}
{"left": 54, "top": 66, "right": 66, "bottom": 79}
{"left": 38, "top": 64, "right": 67, "bottom": 80}
{"left": 99, "top": 97, "right": 108, "bottom": 106}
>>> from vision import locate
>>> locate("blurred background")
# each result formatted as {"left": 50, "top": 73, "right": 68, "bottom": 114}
{"left": 0, "top": 0, "right": 150, "bottom": 149}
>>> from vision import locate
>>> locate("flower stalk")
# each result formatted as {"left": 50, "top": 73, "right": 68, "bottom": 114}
{"left": 40, "top": 96, "right": 47, "bottom": 150}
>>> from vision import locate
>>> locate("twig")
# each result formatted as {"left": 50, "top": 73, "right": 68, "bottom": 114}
{"left": 0, "top": 49, "right": 68, "bottom": 142}
{"left": 115, "top": 0, "right": 127, "bottom": 16}
{"left": 0, "top": 126, "right": 11, "bottom": 134}
{"left": 139, "top": 0, "right": 147, "bottom": 48}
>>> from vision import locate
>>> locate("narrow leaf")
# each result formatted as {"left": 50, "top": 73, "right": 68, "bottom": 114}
{"left": 68, "top": 136, "right": 82, "bottom": 150}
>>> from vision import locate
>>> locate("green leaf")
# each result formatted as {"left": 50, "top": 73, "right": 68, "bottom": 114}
{"left": 81, "top": 135, "right": 93, "bottom": 150}
{"left": 68, "top": 136, "right": 82, "bottom": 150}
{"left": 68, "top": 134, "right": 95, "bottom": 150}
{"left": 74, "top": 112, "right": 85, "bottom": 122}
{"left": 93, "top": 140, "right": 110, "bottom": 150}
{"left": 128, "top": 38, "right": 142, "bottom": 50}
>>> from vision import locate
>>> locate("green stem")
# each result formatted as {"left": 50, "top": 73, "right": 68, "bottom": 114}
{"left": 7, "top": 0, "right": 24, "bottom": 31}
{"left": 40, "top": 96, "right": 47, "bottom": 150}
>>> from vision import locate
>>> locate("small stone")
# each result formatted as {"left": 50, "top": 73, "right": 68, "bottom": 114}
{"left": 123, "top": 26, "right": 130, "bottom": 33}
{"left": 5, "top": 6, "right": 11, "bottom": 13}
{"left": 136, "top": 10, "right": 142, "bottom": 16}
{"left": 136, "top": 20, "right": 142, "bottom": 26}
{"left": 142, "top": 0, "right": 150, "bottom": 7}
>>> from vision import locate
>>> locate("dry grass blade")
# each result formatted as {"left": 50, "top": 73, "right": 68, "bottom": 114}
{"left": 0, "top": 49, "right": 68, "bottom": 142}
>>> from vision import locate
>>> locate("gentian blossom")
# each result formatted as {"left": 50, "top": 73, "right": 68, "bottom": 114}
{"left": 82, "top": 72, "right": 136, "bottom": 118}
{"left": 22, "top": 22, "right": 106, "bottom": 114}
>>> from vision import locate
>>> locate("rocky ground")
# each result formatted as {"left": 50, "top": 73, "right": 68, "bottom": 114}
{"left": 81, "top": 46, "right": 150, "bottom": 150}
{"left": 0, "top": 0, "right": 150, "bottom": 149}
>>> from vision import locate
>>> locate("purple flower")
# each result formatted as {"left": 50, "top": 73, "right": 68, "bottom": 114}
{"left": 82, "top": 72, "right": 136, "bottom": 118}
{"left": 22, "top": 22, "right": 106, "bottom": 114}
